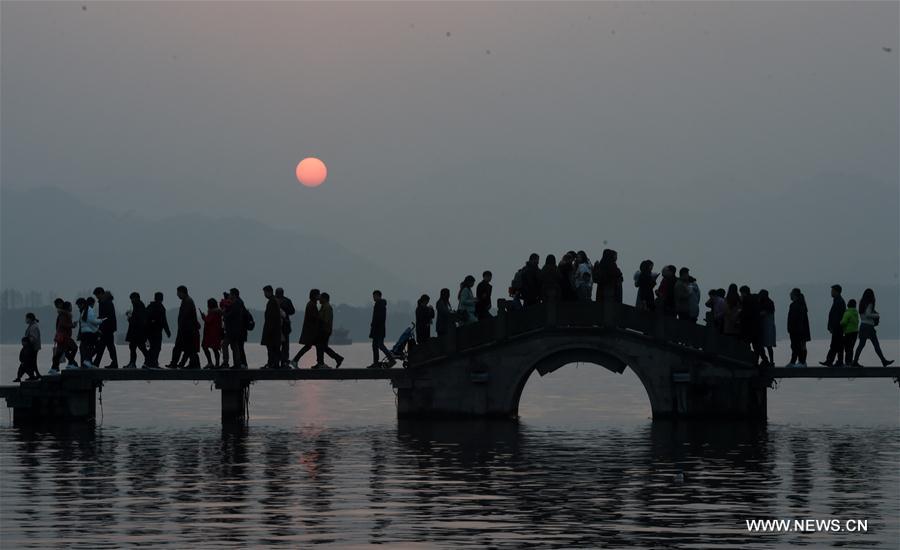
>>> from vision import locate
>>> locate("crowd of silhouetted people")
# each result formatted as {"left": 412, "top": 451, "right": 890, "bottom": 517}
{"left": 14, "top": 283, "right": 397, "bottom": 380}
{"left": 429, "top": 249, "right": 893, "bottom": 370}
{"left": 13, "top": 250, "right": 895, "bottom": 382}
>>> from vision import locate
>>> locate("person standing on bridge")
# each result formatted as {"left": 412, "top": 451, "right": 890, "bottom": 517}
{"left": 223, "top": 288, "right": 249, "bottom": 369}
{"left": 146, "top": 292, "right": 171, "bottom": 369}
{"left": 276, "top": 288, "right": 295, "bottom": 368}
{"left": 540, "top": 254, "right": 561, "bottom": 303}
{"left": 635, "top": 260, "right": 657, "bottom": 311}
{"left": 435, "top": 288, "right": 453, "bottom": 337}
{"left": 315, "top": 292, "right": 344, "bottom": 368}
{"left": 218, "top": 292, "right": 232, "bottom": 368}
{"left": 201, "top": 298, "right": 224, "bottom": 369}
{"left": 819, "top": 284, "right": 847, "bottom": 367}
{"left": 739, "top": 286, "right": 764, "bottom": 365}
{"left": 758, "top": 289, "right": 776, "bottom": 367}
{"left": 15, "top": 336, "right": 41, "bottom": 382}
{"left": 705, "top": 289, "right": 726, "bottom": 331}
{"left": 787, "top": 288, "right": 810, "bottom": 367}
{"left": 852, "top": 288, "right": 895, "bottom": 367}
{"left": 723, "top": 284, "right": 742, "bottom": 337}
{"left": 416, "top": 294, "right": 435, "bottom": 343}
{"left": 77, "top": 296, "right": 102, "bottom": 368}
{"left": 369, "top": 290, "right": 396, "bottom": 368}
{"left": 521, "top": 253, "right": 543, "bottom": 306}
{"left": 557, "top": 253, "right": 576, "bottom": 302}
{"left": 840, "top": 299, "right": 859, "bottom": 368}
{"left": 656, "top": 266, "right": 677, "bottom": 316}
{"left": 290, "top": 289, "right": 320, "bottom": 368}
{"left": 457, "top": 276, "right": 477, "bottom": 325}
{"left": 92, "top": 287, "right": 119, "bottom": 369}
{"left": 167, "top": 285, "right": 200, "bottom": 369}
{"left": 50, "top": 299, "right": 77, "bottom": 372}
{"left": 261, "top": 285, "right": 283, "bottom": 369}
{"left": 593, "top": 249, "right": 623, "bottom": 306}
{"left": 15, "top": 313, "right": 42, "bottom": 381}
{"left": 124, "top": 292, "right": 149, "bottom": 369}
{"left": 574, "top": 251, "right": 593, "bottom": 302}
{"left": 674, "top": 267, "right": 700, "bottom": 323}
{"left": 476, "top": 271, "right": 493, "bottom": 320}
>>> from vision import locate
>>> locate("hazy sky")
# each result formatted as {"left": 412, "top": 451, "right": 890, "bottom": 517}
{"left": 2, "top": 1, "right": 898, "bottom": 298}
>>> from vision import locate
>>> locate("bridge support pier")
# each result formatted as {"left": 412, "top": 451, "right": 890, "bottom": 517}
{"left": 1, "top": 377, "right": 97, "bottom": 425}
{"left": 216, "top": 379, "right": 250, "bottom": 424}
{"left": 398, "top": 330, "right": 769, "bottom": 420}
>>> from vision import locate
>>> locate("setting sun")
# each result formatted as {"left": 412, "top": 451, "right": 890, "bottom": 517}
{"left": 296, "top": 157, "right": 327, "bottom": 187}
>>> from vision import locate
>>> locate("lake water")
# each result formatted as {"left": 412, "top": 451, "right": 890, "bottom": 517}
{"left": 1, "top": 340, "right": 898, "bottom": 548}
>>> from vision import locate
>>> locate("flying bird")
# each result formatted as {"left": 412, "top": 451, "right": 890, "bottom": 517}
{"left": 883, "top": 47, "right": 893, "bottom": 52}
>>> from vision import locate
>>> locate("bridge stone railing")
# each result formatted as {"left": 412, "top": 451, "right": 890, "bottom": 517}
{"left": 411, "top": 300, "right": 755, "bottom": 365}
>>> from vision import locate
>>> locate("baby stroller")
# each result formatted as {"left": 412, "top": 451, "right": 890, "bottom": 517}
{"left": 380, "top": 323, "right": 416, "bottom": 368}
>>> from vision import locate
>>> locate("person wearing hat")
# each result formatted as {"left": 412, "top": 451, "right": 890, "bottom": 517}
{"left": 820, "top": 284, "right": 847, "bottom": 367}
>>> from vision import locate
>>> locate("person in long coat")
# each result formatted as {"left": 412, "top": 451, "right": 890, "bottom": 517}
{"left": 168, "top": 285, "right": 200, "bottom": 369}
{"left": 739, "top": 286, "right": 765, "bottom": 366}
{"left": 92, "top": 287, "right": 119, "bottom": 368}
{"left": 593, "top": 249, "right": 624, "bottom": 305}
{"left": 315, "top": 292, "right": 344, "bottom": 368}
{"left": 819, "top": 284, "right": 847, "bottom": 367}
{"left": 290, "top": 289, "right": 320, "bottom": 368}
{"left": 415, "top": 294, "right": 435, "bottom": 344}
{"left": 787, "top": 288, "right": 810, "bottom": 366}
{"left": 522, "top": 254, "right": 543, "bottom": 305}
{"left": 261, "top": 285, "right": 283, "bottom": 368}
{"left": 368, "top": 290, "right": 395, "bottom": 367}
{"left": 540, "top": 255, "right": 561, "bottom": 303}
{"left": 146, "top": 292, "right": 171, "bottom": 368}
{"left": 223, "top": 288, "right": 248, "bottom": 369}
{"left": 276, "top": 288, "right": 295, "bottom": 367}
{"left": 124, "top": 292, "right": 149, "bottom": 368}
{"left": 635, "top": 260, "right": 657, "bottom": 311}
{"left": 435, "top": 288, "right": 453, "bottom": 337}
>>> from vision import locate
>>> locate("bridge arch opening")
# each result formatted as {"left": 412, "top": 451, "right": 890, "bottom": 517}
{"left": 513, "top": 348, "right": 654, "bottom": 422}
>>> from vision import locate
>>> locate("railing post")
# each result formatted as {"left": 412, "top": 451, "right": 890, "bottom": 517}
{"left": 444, "top": 323, "right": 458, "bottom": 355}
{"left": 652, "top": 311, "right": 667, "bottom": 341}
{"left": 546, "top": 298, "right": 558, "bottom": 327}
{"left": 495, "top": 300, "right": 508, "bottom": 341}
{"left": 216, "top": 378, "right": 250, "bottom": 424}
{"left": 704, "top": 324, "right": 719, "bottom": 355}
{"left": 601, "top": 300, "right": 616, "bottom": 327}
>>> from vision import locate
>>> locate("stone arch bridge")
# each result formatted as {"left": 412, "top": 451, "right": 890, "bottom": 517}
{"left": 397, "top": 302, "right": 766, "bottom": 419}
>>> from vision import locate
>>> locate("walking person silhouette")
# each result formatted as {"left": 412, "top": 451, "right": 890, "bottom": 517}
{"left": 368, "top": 290, "right": 395, "bottom": 368}
{"left": 290, "top": 289, "right": 321, "bottom": 369}
{"left": 852, "top": 288, "right": 895, "bottom": 367}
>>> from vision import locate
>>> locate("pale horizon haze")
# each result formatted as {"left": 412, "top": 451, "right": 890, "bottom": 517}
{"left": 2, "top": 1, "right": 898, "bottom": 305}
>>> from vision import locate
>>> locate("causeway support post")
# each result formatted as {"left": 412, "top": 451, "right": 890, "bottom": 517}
{"left": 215, "top": 379, "right": 250, "bottom": 423}
{"left": 1, "top": 377, "right": 98, "bottom": 425}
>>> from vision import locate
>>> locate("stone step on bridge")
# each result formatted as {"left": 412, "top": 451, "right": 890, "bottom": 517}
{"left": 395, "top": 301, "right": 899, "bottom": 420}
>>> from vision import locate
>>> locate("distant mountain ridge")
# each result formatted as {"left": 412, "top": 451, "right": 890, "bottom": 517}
{"left": 0, "top": 186, "right": 414, "bottom": 307}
